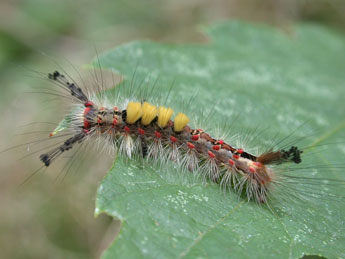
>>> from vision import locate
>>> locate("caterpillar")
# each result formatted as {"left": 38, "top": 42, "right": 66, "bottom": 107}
{"left": 38, "top": 70, "right": 307, "bottom": 204}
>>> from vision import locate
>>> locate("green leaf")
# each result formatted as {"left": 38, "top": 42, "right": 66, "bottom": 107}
{"left": 93, "top": 21, "right": 345, "bottom": 258}
{"left": 51, "top": 114, "right": 72, "bottom": 136}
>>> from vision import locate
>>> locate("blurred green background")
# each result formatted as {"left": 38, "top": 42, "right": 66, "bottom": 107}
{"left": 0, "top": 0, "right": 344, "bottom": 258}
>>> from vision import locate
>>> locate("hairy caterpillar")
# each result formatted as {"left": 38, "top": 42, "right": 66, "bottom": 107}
{"left": 36, "top": 70, "right": 310, "bottom": 205}
{"left": 2, "top": 58, "right": 345, "bottom": 259}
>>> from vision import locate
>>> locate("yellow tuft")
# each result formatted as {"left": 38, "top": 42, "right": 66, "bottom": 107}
{"left": 141, "top": 102, "right": 157, "bottom": 126}
{"left": 157, "top": 106, "right": 174, "bottom": 128}
{"left": 174, "top": 113, "right": 189, "bottom": 132}
{"left": 126, "top": 102, "right": 142, "bottom": 124}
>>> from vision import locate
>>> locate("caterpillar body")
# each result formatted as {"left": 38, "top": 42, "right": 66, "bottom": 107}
{"left": 40, "top": 70, "right": 304, "bottom": 204}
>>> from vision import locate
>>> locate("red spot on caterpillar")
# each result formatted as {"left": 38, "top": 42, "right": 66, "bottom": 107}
{"left": 233, "top": 154, "right": 240, "bottom": 160}
{"left": 84, "top": 101, "right": 94, "bottom": 107}
{"left": 100, "top": 107, "right": 105, "bottom": 111}
{"left": 212, "top": 145, "right": 220, "bottom": 151}
{"left": 84, "top": 120, "right": 90, "bottom": 129}
{"left": 83, "top": 129, "right": 89, "bottom": 134}
{"left": 187, "top": 142, "right": 195, "bottom": 149}
{"left": 237, "top": 149, "right": 244, "bottom": 154}
{"left": 228, "top": 159, "right": 235, "bottom": 166}
{"left": 49, "top": 133, "right": 53, "bottom": 137}
{"left": 218, "top": 139, "right": 224, "bottom": 145}
{"left": 197, "top": 129, "right": 204, "bottom": 132}
{"left": 138, "top": 128, "right": 145, "bottom": 135}
{"left": 249, "top": 167, "right": 256, "bottom": 173}
{"left": 155, "top": 131, "right": 162, "bottom": 139}
{"left": 253, "top": 162, "right": 262, "bottom": 168}
{"left": 84, "top": 107, "right": 91, "bottom": 115}
{"left": 170, "top": 136, "right": 177, "bottom": 143}
{"left": 113, "top": 106, "right": 119, "bottom": 111}
{"left": 191, "top": 135, "right": 199, "bottom": 141}
{"left": 112, "top": 119, "right": 117, "bottom": 125}
{"left": 124, "top": 126, "right": 130, "bottom": 134}
{"left": 83, "top": 107, "right": 91, "bottom": 128}
{"left": 208, "top": 150, "right": 215, "bottom": 159}
{"left": 97, "top": 118, "right": 102, "bottom": 124}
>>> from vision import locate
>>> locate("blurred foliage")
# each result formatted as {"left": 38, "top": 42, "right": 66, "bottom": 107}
{"left": 0, "top": 0, "right": 344, "bottom": 258}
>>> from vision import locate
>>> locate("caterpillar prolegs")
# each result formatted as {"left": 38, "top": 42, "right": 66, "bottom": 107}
{"left": 40, "top": 71, "right": 303, "bottom": 204}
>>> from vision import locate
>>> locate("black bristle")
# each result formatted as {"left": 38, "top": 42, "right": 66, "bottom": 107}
{"left": 281, "top": 146, "right": 303, "bottom": 164}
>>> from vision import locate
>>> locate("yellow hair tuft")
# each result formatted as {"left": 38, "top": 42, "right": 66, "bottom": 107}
{"left": 126, "top": 102, "right": 142, "bottom": 124}
{"left": 157, "top": 106, "right": 174, "bottom": 128}
{"left": 174, "top": 113, "right": 189, "bottom": 132}
{"left": 141, "top": 102, "right": 157, "bottom": 126}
